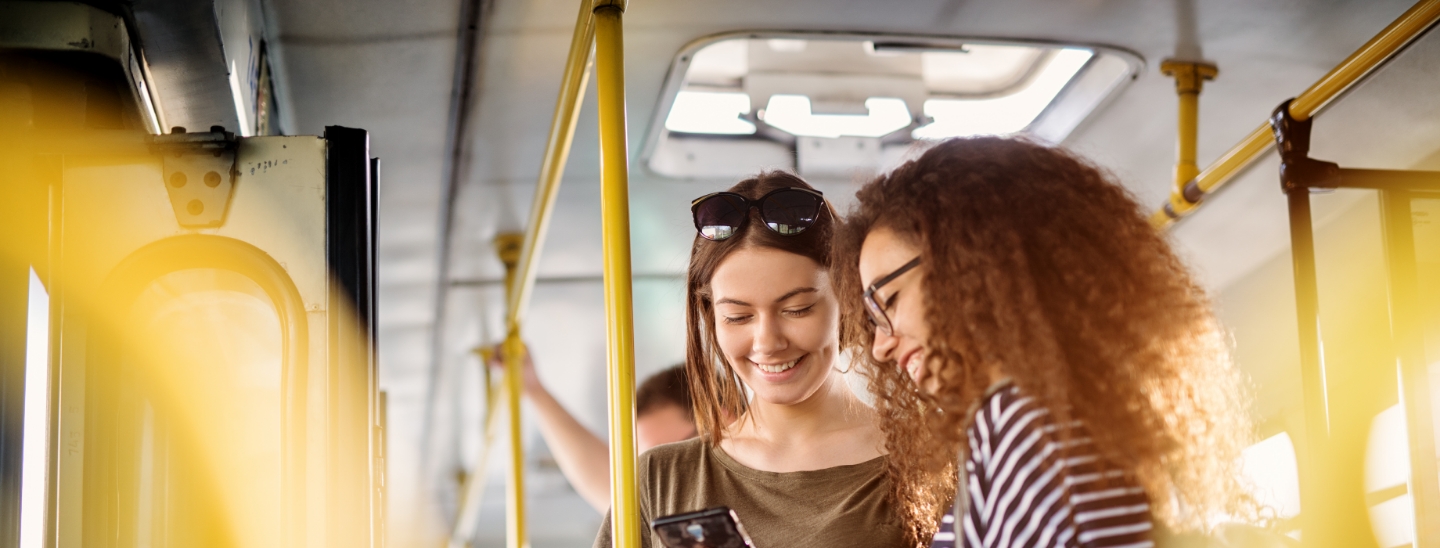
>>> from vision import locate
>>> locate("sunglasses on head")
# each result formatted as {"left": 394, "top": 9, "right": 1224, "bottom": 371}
{"left": 690, "top": 187, "right": 826, "bottom": 241}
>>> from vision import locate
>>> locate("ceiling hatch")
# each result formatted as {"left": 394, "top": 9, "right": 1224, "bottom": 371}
{"left": 641, "top": 33, "right": 1141, "bottom": 181}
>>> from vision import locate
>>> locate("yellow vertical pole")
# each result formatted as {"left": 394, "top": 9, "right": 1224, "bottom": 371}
{"left": 495, "top": 233, "right": 528, "bottom": 548}
{"left": 592, "top": 2, "right": 640, "bottom": 548}
{"left": 1159, "top": 59, "right": 1216, "bottom": 218}
{"left": 450, "top": 1, "right": 595, "bottom": 542}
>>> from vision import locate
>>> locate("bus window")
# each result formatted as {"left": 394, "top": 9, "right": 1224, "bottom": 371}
{"left": 21, "top": 268, "right": 49, "bottom": 548}
{"left": 1365, "top": 403, "right": 1417, "bottom": 548}
{"left": 117, "top": 267, "right": 284, "bottom": 546}
{"left": 1241, "top": 431, "right": 1301, "bottom": 523}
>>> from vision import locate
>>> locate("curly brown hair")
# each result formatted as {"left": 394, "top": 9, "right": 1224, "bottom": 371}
{"left": 831, "top": 137, "right": 1255, "bottom": 545}
{"left": 685, "top": 171, "right": 837, "bottom": 445}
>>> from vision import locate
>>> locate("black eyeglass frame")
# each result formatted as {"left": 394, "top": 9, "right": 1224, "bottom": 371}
{"left": 864, "top": 256, "right": 921, "bottom": 336}
{"left": 689, "top": 187, "right": 826, "bottom": 241}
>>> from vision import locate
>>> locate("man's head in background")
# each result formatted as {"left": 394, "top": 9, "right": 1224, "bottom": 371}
{"left": 635, "top": 365, "right": 696, "bottom": 452}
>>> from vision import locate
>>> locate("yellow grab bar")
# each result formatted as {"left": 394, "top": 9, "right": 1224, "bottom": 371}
{"left": 1150, "top": 0, "right": 1440, "bottom": 227}
{"left": 1159, "top": 60, "right": 1217, "bottom": 216}
{"left": 503, "top": 332, "right": 528, "bottom": 548}
{"left": 593, "top": 1, "right": 641, "bottom": 547}
{"left": 448, "top": 0, "right": 595, "bottom": 543}
{"left": 507, "top": 0, "right": 597, "bottom": 325}
{"left": 447, "top": 351, "right": 507, "bottom": 548}
{"left": 501, "top": 231, "right": 527, "bottom": 548}
{"left": 450, "top": 1, "right": 637, "bottom": 546}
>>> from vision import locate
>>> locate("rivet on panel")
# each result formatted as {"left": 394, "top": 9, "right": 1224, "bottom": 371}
{"left": 187, "top": 200, "right": 204, "bottom": 215}
{"left": 170, "top": 172, "right": 187, "bottom": 188}
{"left": 205, "top": 171, "right": 222, "bottom": 188}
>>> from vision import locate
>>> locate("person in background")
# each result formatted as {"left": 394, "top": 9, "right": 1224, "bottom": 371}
{"left": 832, "top": 137, "right": 1257, "bottom": 547}
{"left": 489, "top": 347, "right": 696, "bottom": 512}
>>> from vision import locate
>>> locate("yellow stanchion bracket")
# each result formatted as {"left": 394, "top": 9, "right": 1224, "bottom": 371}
{"left": 1149, "top": 0, "right": 1440, "bottom": 228}
{"left": 1159, "top": 59, "right": 1217, "bottom": 219}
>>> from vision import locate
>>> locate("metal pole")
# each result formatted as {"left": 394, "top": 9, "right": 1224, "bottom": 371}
{"left": 1338, "top": 168, "right": 1440, "bottom": 191}
{"left": 1378, "top": 190, "right": 1440, "bottom": 548}
{"left": 1150, "top": 0, "right": 1440, "bottom": 227}
{"left": 447, "top": 0, "right": 595, "bottom": 541}
{"left": 1160, "top": 60, "right": 1217, "bottom": 218}
{"left": 446, "top": 351, "right": 506, "bottom": 548}
{"left": 502, "top": 332, "right": 526, "bottom": 548}
{"left": 593, "top": 2, "right": 640, "bottom": 547}
{"left": 496, "top": 234, "right": 528, "bottom": 548}
{"left": 506, "top": 0, "right": 597, "bottom": 325}
{"left": 1285, "top": 188, "right": 1333, "bottom": 545}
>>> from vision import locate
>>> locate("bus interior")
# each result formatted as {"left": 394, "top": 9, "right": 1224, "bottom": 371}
{"left": 3, "top": 0, "right": 1440, "bottom": 547}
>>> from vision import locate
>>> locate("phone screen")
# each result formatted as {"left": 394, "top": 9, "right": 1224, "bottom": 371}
{"left": 650, "top": 506, "right": 755, "bottom": 548}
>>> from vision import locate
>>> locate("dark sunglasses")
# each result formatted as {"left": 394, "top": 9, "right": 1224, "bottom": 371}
{"left": 864, "top": 257, "right": 921, "bottom": 337}
{"left": 690, "top": 187, "right": 826, "bottom": 241}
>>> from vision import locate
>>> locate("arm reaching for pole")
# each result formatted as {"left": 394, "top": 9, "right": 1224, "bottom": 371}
{"left": 490, "top": 343, "right": 613, "bottom": 512}
{"left": 489, "top": 344, "right": 699, "bottom": 513}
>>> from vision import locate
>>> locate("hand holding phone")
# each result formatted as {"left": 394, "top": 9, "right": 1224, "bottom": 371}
{"left": 650, "top": 507, "right": 755, "bottom": 548}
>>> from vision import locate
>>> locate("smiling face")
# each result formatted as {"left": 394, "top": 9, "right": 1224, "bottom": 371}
{"left": 858, "top": 226, "right": 934, "bottom": 392}
{"left": 709, "top": 246, "right": 840, "bottom": 407}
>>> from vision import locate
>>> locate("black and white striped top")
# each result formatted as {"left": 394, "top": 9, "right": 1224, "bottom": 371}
{"left": 930, "top": 384, "right": 1154, "bottom": 548}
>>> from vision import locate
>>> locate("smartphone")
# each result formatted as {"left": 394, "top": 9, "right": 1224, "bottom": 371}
{"left": 650, "top": 506, "right": 755, "bottom": 548}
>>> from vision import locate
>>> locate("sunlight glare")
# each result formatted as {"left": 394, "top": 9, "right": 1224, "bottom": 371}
{"left": 21, "top": 268, "right": 50, "bottom": 548}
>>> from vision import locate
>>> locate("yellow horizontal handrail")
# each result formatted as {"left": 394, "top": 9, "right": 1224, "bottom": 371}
{"left": 1150, "top": 0, "right": 1440, "bottom": 228}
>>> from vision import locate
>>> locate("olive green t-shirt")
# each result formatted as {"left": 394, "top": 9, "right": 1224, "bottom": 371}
{"left": 593, "top": 438, "right": 906, "bottom": 548}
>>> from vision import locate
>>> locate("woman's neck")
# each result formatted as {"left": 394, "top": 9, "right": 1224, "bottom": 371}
{"left": 720, "top": 374, "right": 884, "bottom": 472}
{"left": 746, "top": 375, "right": 858, "bottom": 439}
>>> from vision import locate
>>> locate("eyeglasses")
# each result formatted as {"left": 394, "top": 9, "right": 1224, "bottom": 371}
{"left": 864, "top": 257, "right": 921, "bottom": 336}
{"left": 690, "top": 187, "right": 826, "bottom": 241}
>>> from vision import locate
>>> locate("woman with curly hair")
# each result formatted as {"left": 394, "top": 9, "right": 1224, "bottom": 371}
{"left": 831, "top": 137, "right": 1256, "bottom": 547}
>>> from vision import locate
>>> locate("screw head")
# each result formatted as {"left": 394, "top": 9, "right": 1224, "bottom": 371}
{"left": 169, "top": 172, "right": 187, "bottom": 188}
{"left": 205, "top": 171, "right": 222, "bottom": 188}
{"left": 187, "top": 200, "right": 204, "bottom": 215}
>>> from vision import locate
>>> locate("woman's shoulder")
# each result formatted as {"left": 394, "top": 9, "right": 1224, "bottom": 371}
{"left": 638, "top": 437, "right": 708, "bottom": 476}
{"left": 971, "top": 380, "right": 1026, "bottom": 416}
{"left": 967, "top": 381, "right": 1056, "bottom": 438}
{"left": 641, "top": 436, "right": 705, "bottom": 459}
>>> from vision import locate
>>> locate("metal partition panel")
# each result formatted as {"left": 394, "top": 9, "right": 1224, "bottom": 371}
{"left": 29, "top": 132, "right": 377, "bottom": 548}
{"left": 324, "top": 126, "right": 376, "bottom": 548}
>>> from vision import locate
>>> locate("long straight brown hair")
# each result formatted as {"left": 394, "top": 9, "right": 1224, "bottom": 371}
{"left": 685, "top": 171, "right": 836, "bottom": 445}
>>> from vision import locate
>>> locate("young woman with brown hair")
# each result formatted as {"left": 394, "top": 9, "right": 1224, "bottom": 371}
{"left": 832, "top": 137, "right": 1256, "bottom": 547}
{"left": 593, "top": 172, "right": 906, "bottom": 547}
